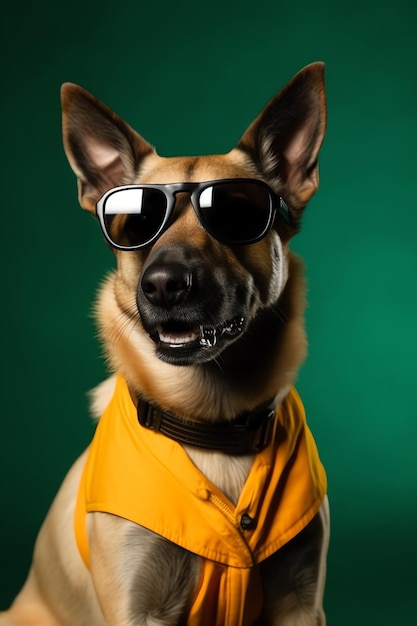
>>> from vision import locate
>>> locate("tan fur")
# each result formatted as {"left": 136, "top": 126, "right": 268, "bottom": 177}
{"left": 94, "top": 246, "right": 306, "bottom": 420}
{"left": 0, "top": 63, "right": 329, "bottom": 626}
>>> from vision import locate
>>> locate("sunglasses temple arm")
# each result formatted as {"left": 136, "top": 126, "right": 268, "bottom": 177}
{"left": 278, "top": 197, "right": 292, "bottom": 224}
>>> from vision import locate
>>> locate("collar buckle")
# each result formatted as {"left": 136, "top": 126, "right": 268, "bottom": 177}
{"left": 251, "top": 409, "right": 275, "bottom": 452}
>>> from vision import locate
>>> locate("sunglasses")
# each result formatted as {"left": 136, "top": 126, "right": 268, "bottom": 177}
{"left": 96, "top": 178, "right": 290, "bottom": 250}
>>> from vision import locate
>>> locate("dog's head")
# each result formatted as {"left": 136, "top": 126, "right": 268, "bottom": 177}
{"left": 61, "top": 63, "right": 326, "bottom": 418}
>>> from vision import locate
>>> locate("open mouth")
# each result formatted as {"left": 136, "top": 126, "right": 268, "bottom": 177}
{"left": 158, "top": 326, "right": 200, "bottom": 347}
{"left": 150, "top": 317, "right": 246, "bottom": 352}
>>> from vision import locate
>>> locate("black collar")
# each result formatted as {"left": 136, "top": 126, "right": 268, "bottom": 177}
{"left": 137, "top": 397, "right": 276, "bottom": 456}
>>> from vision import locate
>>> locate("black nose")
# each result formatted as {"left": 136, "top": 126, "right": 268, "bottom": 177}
{"left": 141, "top": 262, "right": 193, "bottom": 308}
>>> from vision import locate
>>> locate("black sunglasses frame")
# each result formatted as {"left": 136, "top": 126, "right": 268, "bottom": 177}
{"left": 95, "top": 178, "right": 290, "bottom": 251}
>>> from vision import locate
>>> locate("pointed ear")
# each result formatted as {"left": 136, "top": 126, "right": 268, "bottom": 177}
{"left": 237, "top": 62, "right": 327, "bottom": 224}
{"left": 61, "top": 83, "right": 155, "bottom": 212}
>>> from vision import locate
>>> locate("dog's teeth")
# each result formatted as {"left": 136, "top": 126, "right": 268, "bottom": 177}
{"left": 158, "top": 329, "right": 200, "bottom": 346}
{"left": 199, "top": 326, "right": 217, "bottom": 348}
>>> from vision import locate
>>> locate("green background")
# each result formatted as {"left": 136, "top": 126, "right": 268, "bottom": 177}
{"left": 1, "top": 0, "right": 416, "bottom": 623}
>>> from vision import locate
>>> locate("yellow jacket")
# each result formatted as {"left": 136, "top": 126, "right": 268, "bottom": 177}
{"left": 74, "top": 375, "right": 326, "bottom": 626}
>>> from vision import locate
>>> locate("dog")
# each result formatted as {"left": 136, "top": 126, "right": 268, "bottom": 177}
{"left": 0, "top": 62, "right": 329, "bottom": 626}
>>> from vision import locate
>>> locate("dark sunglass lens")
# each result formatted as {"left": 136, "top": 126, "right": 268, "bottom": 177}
{"left": 103, "top": 188, "right": 168, "bottom": 247}
{"left": 198, "top": 181, "right": 272, "bottom": 243}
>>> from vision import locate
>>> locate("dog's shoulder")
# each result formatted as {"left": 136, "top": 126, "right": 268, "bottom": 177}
{"left": 88, "top": 375, "right": 117, "bottom": 420}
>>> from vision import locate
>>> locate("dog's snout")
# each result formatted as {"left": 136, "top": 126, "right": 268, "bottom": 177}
{"left": 141, "top": 263, "right": 193, "bottom": 308}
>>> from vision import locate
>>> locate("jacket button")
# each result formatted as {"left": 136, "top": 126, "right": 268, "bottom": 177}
{"left": 240, "top": 513, "right": 255, "bottom": 530}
